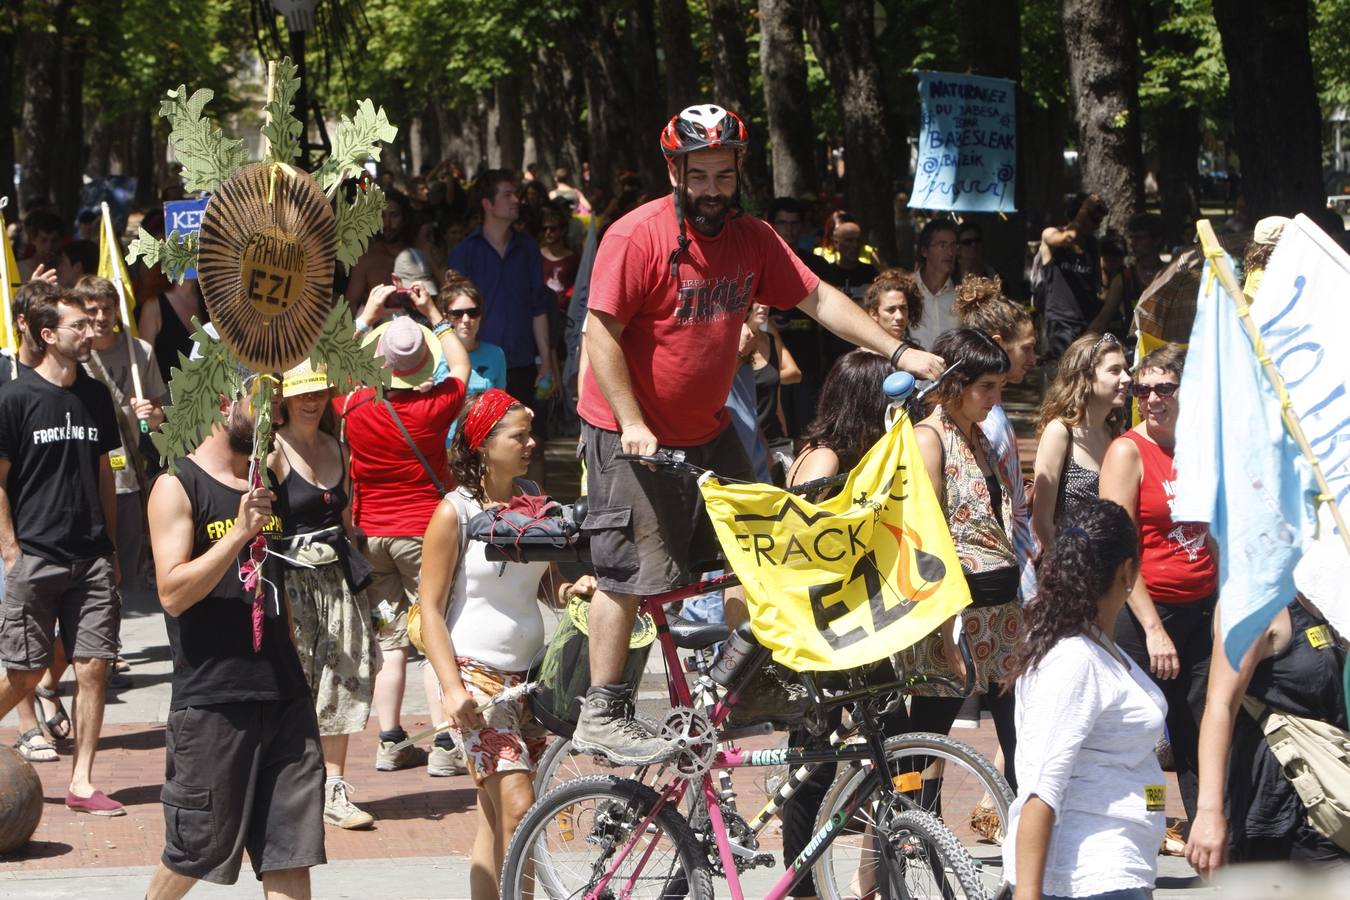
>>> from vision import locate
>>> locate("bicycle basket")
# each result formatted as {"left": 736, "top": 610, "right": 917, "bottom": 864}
{"left": 529, "top": 594, "right": 656, "bottom": 736}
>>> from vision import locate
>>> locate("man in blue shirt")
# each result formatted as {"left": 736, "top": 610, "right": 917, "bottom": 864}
{"left": 448, "top": 171, "right": 556, "bottom": 477}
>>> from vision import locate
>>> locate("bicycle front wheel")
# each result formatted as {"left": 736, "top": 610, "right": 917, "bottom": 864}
{"left": 502, "top": 774, "right": 714, "bottom": 900}
{"left": 813, "top": 732, "right": 1008, "bottom": 899}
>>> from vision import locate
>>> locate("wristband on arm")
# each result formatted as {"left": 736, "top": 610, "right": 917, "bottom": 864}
{"left": 888, "top": 341, "right": 910, "bottom": 369}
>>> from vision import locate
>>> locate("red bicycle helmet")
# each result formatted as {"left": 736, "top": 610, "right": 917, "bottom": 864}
{"left": 660, "top": 104, "right": 749, "bottom": 158}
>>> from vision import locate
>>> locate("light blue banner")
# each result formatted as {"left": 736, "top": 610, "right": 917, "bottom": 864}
{"left": 909, "top": 71, "right": 1017, "bottom": 213}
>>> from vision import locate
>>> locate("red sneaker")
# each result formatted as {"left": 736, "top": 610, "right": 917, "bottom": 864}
{"left": 65, "top": 790, "right": 126, "bottom": 816}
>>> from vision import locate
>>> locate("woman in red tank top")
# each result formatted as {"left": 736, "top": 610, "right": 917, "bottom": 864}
{"left": 1099, "top": 343, "right": 1219, "bottom": 841}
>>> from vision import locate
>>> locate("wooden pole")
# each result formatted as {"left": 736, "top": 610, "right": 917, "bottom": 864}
{"left": 1196, "top": 218, "right": 1350, "bottom": 555}
{"left": 102, "top": 202, "right": 148, "bottom": 432}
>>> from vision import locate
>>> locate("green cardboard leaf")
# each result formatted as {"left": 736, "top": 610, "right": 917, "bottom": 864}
{"left": 334, "top": 184, "right": 388, "bottom": 270}
{"left": 125, "top": 231, "right": 199, "bottom": 283}
{"left": 310, "top": 305, "right": 391, "bottom": 398}
{"left": 159, "top": 86, "right": 249, "bottom": 193}
{"left": 153, "top": 319, "right": 245, "bottom": 471}
{"left": 260, "top": 57, "right": 304, "bottom": 166}
{"left": 315, "top": 99, "right": 398, "bottom": 193}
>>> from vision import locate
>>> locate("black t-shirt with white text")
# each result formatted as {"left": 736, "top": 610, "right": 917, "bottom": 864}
{"left": 0, "top": 365, "right": 119, "bottom": 562}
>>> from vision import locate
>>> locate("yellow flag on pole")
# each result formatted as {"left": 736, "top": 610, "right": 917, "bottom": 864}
{"left": 0, "top": 200, "right": 20, "bottom": 358}
{"left": 98, "top": 204, "right": 138, "bottom": 338}
{"left": 699, "top": 416, "right": 971, "bottom": 672}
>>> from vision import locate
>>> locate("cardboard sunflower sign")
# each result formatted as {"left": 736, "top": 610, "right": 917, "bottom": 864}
{"left": 128, "top": 58, "right": 394, "bottom": 475}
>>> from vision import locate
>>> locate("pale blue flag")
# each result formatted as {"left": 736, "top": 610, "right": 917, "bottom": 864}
{"left": 1172, "top": 258, "right": 1316, "bottom": 669}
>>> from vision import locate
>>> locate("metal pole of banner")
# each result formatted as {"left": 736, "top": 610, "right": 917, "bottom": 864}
{"left": 0, "top": 198, "right": 17, "bottom": 378}
{"left": 1195, "top": 218, "right": 1350, "bottom": 555}
{"left": 103, "top": 202, "right": 149, "bottom": 432}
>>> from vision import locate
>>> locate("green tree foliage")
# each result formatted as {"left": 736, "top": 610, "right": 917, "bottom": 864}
{"left": 1311, "top": 0, "right": 1350, "bottom": 111}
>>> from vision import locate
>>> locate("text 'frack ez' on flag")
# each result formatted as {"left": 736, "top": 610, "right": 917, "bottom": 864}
{"left": 700, "top": 416, "right": 970, "bottom": 673}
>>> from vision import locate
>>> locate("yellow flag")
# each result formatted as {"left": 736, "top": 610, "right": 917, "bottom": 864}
{"left": 0, "top": 203, "right": 20, "bottom": 356}
{"left": 700, "top": 416, "right": 971, "bottom": 672}
{"left": 97, "top": 205, "right": 138, "bottom": 338}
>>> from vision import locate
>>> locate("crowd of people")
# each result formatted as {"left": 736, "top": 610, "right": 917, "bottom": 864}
{"left": 0, "top": 100, "right": 1346, "bottom": 900}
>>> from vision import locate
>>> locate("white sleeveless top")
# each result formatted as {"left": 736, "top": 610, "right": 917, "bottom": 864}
{"left": 442, "top": 486, "right": 549, "bottom": 672}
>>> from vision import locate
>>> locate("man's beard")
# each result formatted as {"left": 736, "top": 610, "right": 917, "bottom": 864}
{"left": 686, "top": 193, "right": 733, "bottom": 233}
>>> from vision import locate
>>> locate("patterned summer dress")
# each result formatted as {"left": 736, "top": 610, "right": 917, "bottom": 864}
{"left": 905, "top": 407, "right": 1023, "bottom": 695}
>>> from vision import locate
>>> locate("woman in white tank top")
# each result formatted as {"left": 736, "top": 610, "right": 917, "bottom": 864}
{"left": 417, "top": 389, "right": 594, "bottom": 900}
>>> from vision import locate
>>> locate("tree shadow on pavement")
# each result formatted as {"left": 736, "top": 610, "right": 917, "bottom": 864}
{"left": 0, "top": 839, "right": 73, "bottom": 861}
{"left": 97, "top": 726, "right": 166, "bottom": 752}
{"left": 361, "top": 788, "right": 477, "bottom": 821}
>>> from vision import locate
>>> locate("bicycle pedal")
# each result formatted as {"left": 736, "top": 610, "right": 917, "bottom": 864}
{"left": 750, "top": 853, "right": 775, "bottom": 870}
{"left": 717, "top": 722, "right": 774, "bottom": 742}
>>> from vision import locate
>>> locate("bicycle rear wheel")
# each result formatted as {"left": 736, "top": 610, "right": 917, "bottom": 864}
{"left": 502, "top": 774, "right": 714, "bottom": 900}
{"left": 813, "top": 733, "right": 1009, "bottom": 899}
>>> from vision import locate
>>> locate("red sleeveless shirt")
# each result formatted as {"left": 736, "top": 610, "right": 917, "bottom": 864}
{"left": 1122, "top": 430, "right": 1219, "bottom": 604}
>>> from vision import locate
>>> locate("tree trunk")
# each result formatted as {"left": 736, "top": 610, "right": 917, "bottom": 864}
{"left": 491, "top": 75, "right": 524, "bottom": 173}
{"left": 803, "top": 0, "right": 897, "bottom": 261}
{"left": 1060, "top": 0, "right": 1144, "bottom": 237}
{"left": 530, "top": 45, "right": 586, "bottom": 174}
{"left": 0, "top": 23, "right": 17, "bottom": 213}
{"left": 54, "top": 25, "right": 84, "bottom": 222}
{"left": 627, "top": 0, "right": 671, "bottom": 191}
{"left": 581, "top": 2, "right": 640, "bottom": 193}
{"left": 1211, "top": 0, "right": 1324, "bottom": 219}
{"left": 660, "top": 0, "right": 699, "bottom": 112}
{"left": 759, "top": 0, "right": 817, "bottom": 198}
{"left": 18, "top": 0, "right": 65, "bottom": 213}
{"left": 419, "top": 99, "right": 443, "bottom": 174}
{"left": 954, "top": 0, "right": 1025, "bottom": 294}
{"left": 1137, "top": 0, "right": 1201, "bottom": 246}
{"left": 705, "top": 0, "right": 771, "bottom": 211}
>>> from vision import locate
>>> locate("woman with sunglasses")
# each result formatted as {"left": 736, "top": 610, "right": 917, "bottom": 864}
{"left": 1099, "top": 343, "right": 1219, "bottom": 845}
{"left": 539, "top": 203, "right": 580, "bottom": 316}
{"left": 437, "top": 270, "right": 506, "bottom": 401}
{"left": 1031, "top": 332, "right": 1132, "bottom": 550}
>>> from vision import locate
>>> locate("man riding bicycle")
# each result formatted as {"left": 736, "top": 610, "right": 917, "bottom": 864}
{"left": 573, "top": 104, "right": 945, "bottom": 765}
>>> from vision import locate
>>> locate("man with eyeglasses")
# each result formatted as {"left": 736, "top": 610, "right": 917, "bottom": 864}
{"left": 0, "top": 279, "right": 125, "bottom": 816}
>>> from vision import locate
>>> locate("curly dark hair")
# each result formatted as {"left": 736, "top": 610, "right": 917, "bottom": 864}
{"left": 926, "top": 327, "right": 1009, "bottom": 409}
{"left": 450, "top": 393, "right": 528, "bottom": 505}
{"left": 797, "top": 349, "right": 892, "bottom": 472}
{"left": 1006, "top": 499, "right": 1139, "bottom": 681}
{"left": 862, "top": 268, "right": 925, "bottom": 330}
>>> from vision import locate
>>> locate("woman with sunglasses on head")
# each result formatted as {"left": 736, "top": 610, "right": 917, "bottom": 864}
{"left": 418, "top": 389, "right": 595, "bottom": 900}
{"left": 908, "top": 328, "right": 1022, "bottom": 786}
{"left": 1031, "top": 332, "right": 1132, "bottom": 551}
{"left": 1099, "top": 343, "right": 1218, "bottom": 844}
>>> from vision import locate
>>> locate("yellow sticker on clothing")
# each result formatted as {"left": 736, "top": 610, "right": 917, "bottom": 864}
{"left": 1306, "top": 625, "right": 1333, "bottom": 650}
{"left": 1145, "top": 784, "right": 1166, "bottom": 812}
{"left": 109, "top": 452, "right": 127, "bottom": 471}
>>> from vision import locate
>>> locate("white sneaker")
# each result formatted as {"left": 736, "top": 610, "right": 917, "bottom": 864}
{"left": 323, "top": 781, "right": 375, "bottom": 829}
{"left": 427, "top": 743, "right": 469, "bottom": 777}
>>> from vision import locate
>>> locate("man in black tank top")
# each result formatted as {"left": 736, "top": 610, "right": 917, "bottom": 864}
{"left": 145, "top": 393, "right": 325, "bottom": 896}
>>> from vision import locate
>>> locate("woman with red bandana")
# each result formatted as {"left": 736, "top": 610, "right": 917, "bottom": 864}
{"left": 416, "top": 389, "right": 595, "bottom": 900}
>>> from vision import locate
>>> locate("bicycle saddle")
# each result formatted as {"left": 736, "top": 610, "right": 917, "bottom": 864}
{"left": 665, "top": 613, "right": 730, "bottom": 650}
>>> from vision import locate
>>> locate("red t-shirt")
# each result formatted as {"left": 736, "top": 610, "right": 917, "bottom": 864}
{"left": 1123, "top": 430, "right": 1219, "bottom": 603}
{"left": 578, "top": 195, "right": 819, "bottom": 445}
{"left": 336, "top": 378, "right": 466, "bottom": 537}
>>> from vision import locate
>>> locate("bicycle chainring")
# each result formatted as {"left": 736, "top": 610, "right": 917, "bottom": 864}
{"left": 658, "top": 707, "right": 717, "bottom": 778}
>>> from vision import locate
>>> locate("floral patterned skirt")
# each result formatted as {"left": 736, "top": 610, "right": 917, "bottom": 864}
{"left": 452, "top": 657, "right": 549, "bottom": 785}
{"left": 901, "top": 600, "right": 1024, "bottom": 697}
{"left": 286, "top": 560, "right": 382, "bottom": 736}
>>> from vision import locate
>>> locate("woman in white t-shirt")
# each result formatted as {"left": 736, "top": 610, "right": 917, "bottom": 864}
{"left": 418, "top": 388, "right": 594, "bottom": 900}
{"left": 1003, "top": 498, "right": 1168, "bottom": 900}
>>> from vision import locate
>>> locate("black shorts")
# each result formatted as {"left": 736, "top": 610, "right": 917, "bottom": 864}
{"left": 160, "top": 693, "right": 326, "bottom": 884}
{"left": 581, "top": 422, "right": 754, "bottom": 596}
{"left": 0, "top": 553, "right": 119, "bottom": 669}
